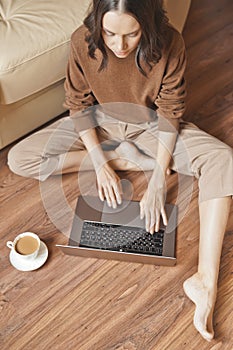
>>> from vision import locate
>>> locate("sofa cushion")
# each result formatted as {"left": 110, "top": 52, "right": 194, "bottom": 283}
{"left": 0, "top": 0, "right": 91, "bottom": 104}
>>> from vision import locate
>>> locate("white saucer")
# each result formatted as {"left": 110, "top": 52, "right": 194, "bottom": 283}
{"left": 9, "top": 241, "right": 48, "bottom": 271}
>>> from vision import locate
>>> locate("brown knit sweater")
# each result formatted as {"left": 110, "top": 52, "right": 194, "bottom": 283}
{"left": 64, "top": 24, "right": 186, "bottom": 131}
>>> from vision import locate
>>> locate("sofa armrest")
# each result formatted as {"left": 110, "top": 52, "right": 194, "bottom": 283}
{"left": 164, "top": 0, "right": 191, "bottom": 32}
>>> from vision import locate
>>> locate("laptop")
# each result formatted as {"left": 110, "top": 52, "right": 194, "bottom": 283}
{"left": 57, "top": 195, "right": 177, "bottom": 266}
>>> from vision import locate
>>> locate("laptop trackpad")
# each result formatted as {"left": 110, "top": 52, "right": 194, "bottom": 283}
{"left": 101, "top": 200, "right": 144, "bottom": 228}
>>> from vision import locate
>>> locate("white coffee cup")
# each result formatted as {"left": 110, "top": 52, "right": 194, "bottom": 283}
{"left": 7, "top": 232, "right": 41, "bottom": 261}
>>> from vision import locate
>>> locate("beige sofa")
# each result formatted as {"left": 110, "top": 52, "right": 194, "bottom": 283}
{"left": 0, "top": 0, "right": 191, "bottom": 150}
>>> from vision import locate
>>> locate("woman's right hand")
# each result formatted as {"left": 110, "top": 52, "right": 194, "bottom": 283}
{"left": 79, "top": 128, "right": 122, "bottom": 207}
{"left": 96, "top": 163, "right": 122, "bottom": 208}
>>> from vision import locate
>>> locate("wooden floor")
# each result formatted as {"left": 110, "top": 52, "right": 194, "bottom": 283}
{"left": 1, "top": 1, "right": 233, "bottom": 349}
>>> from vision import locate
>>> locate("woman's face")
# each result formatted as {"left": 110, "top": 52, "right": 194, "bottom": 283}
{"left": 102, "top": 11, "right": 142, "bottom": 58}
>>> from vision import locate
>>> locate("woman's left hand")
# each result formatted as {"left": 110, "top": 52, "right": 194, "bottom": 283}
{"left": 139, "top": 173, "right": 168, "bottom": 234}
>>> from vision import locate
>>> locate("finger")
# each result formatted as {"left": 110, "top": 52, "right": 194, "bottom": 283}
{"left": 161, "top": 206, "right": 168, "bottom": 226}
{"left": 139, "top": 201, "right": 145, "bottom": 220}
{"left": 150, "top": 224, "right": 156, "bottom": 235}
{"left": 104, "top": 187, "right": 112, "bottom": 207}
{"left": 98, "top": 186, "right": 105, "bottom": 202}
{"left": 113, "top": 181, "right": 122, "bottom": 205}
{"left": 145, "top": 211, "right": 151, "bottom": 232}
{"left": 166, "top": 168, "right": 171, "bottom": 176}
{"left": 149, "top": 211, "right": 156, "bottom": 234}
{"left": 107, "top": 184, "right": 117, "bottom": 208}
{"left": 155, "top": 208, "right": 160, "bottom": 232}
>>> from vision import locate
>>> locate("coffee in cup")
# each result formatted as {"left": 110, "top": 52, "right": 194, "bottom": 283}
{"left": 7, "top": 232, "right": 41, "bottom": 261}
{"left": 15, "top": 235, "right": 39, "bottom": 255}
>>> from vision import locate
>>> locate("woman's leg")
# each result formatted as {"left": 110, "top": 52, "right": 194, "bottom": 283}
{"left": 8, "top": 116, "right": 156, "bottom": 180}
{"left": 183, "top": 196, "right": 231, "bottom": 341}
{"left": 53, "top": 140, "right": 157, "bottom": 175}
{"left": 43, "top": 117, "right": 158, "bottom": 175}
{"left": 174, "top": 121, "right": 233, "bottom": 341}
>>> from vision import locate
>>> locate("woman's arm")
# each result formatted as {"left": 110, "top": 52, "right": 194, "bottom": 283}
{"left": 140, "top": 30, "right": 186, "bottom": 234}
{"left": 140, "top": 120, "right": 179, "bottom": 234}
{"left": 64, "top": 30, "right": 98, "bottom": 132}
{"left": 63, "top": 30, "right": 122, "bottom": 207}
{"left": 79, "top": 128, "right": 122, "bottom": 208}
{"left": 156, "top": 118, "right": 179, "bottom": 173}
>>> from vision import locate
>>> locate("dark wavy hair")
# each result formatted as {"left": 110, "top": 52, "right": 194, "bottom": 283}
{"left": 83, "top": 0, "right": 170, "bottom": 75}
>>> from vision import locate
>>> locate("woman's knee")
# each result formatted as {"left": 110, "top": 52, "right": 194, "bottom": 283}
{"left": 7, "top": 143, "right": 40, "bottom": 178}
{"left": 198, "top": 145, "right": 233, "bottom": 202}
{"left": 208, "top": 146, "right": 233, "bottom": 176}
{"left": 8, "top": 141, "right": 61, "bottom": 180}
{"left": 8, "top": 144, "right": 27, "bottom": 177}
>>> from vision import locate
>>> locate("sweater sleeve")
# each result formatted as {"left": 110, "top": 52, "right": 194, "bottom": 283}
{"left": 63, "top": 36, "right": 98, "bottom": 131}
{"left": 155, "top": 31, "right": 186, "bottom": 129}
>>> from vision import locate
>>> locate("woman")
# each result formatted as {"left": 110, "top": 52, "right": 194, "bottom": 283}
{"left": 8, "top": 0, "right": 233, "bottom": 341}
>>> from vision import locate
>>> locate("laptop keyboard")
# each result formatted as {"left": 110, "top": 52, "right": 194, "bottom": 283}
{"left": 80, "top": 221, "right": 165, "bottom": 256}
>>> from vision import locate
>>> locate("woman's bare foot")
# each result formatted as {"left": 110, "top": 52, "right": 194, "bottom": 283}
{"left": 183, "top": 273, "right": 216, "bottom": 341}
{"left": 112, "top": 141, "right": 156, "bottom": 171}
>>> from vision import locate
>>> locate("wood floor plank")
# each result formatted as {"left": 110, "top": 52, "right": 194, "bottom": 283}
{"left": 1, "top": 0, "right": 233, "bottom": 349}
{"left": 183, "top": 0, "right": 233, "bottom": 48}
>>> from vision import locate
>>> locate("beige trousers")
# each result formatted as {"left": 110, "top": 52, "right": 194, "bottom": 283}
{"left": 8, "top": 115, "right": 233, "bottom": 202}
